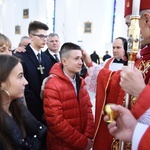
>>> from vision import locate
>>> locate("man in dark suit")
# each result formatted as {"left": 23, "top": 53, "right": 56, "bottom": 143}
{"left": 15, "top": 21, "right": 52, "bottom": 124}
{"left": 44, "top": 33, "right": 61, "bottom": 66}
{"left": 90, "top": 50, "right": 100, "bottom": 64}
{"left": 102, "top": 50, "right": 111, "bottom": 61}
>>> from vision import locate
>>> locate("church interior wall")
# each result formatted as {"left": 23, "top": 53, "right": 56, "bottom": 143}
{"left": 0, "top": 0, "right": 127, "bottom": 58}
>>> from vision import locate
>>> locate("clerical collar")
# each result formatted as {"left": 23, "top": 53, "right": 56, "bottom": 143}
{"left": 113, "top": 58, "right": 123, "bottom": 63}
{"left": 30, "top": 45, "right": 42, "bottom": 56}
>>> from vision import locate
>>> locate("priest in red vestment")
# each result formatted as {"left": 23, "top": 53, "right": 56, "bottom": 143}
{"left": 83, "top": 0, "right": 150, "bottom": 149}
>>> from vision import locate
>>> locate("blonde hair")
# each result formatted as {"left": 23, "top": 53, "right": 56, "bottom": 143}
{"left": 0, "top": 33, "right": 11, "bottom": 49}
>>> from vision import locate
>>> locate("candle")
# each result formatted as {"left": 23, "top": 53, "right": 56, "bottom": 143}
{"left": 132, "top": 0, "right": 141, "bottom": 15}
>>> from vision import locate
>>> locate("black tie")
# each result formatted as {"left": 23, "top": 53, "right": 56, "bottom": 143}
{"left": 37, "top": 53, "right": 42, "bottom": 64}
{"left": 54, "top": 54, "right": 59, "bottom": 62}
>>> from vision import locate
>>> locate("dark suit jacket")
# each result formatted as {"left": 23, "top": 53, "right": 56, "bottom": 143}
{"left": 15, "top": 44, "right": 52, "bottom": 123}
{"left": 103, "top": 54, "right": 111, "bottom": 61}
{"left": 44, "top": 49, "right": 59, "bottom": 66}
{"left": 90, "top": 52, "right": 100, "bottom": 64}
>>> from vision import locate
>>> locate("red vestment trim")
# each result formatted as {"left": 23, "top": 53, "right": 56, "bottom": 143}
{"left": 131, "top": 84, "right": 150, "bottom": 119}
{"left": 103, "top": 58, "right": 114, "bottom": 69}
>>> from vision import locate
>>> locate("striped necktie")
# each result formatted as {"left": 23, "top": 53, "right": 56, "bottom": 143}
{"left": 54, "top": 54, "right": 59, "bottom": 62}
{"left": 37, "top": 53, "right": 42, "bottom": 64}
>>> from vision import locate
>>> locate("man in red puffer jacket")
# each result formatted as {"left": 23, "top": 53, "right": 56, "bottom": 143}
{"left": 43, "top": 42, "right": 94, "bottom": 150}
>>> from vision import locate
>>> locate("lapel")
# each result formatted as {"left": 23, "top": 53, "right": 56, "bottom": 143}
{"left": 26, "top": 45, "right": 39, "bottom": 67}
{"left": 45, "top": 49, "right": 58, "bottom": 63}
{"left": 41, "top": 51, "right": 47, "bottom": 66}
{"left": 26, "top": 45, "right": 46, "bottom": 77}
{"left": 45, "top": 49, "right": 51, "bottom": 57}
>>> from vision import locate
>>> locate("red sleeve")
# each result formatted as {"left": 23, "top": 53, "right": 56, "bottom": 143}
{"left": 83, "top": 97, "right": 95, "bottom": 139}
{"left": 131, "top": 84, "right": 150, "bottom": 119}
{"left": 87, "top": 61, "right": 93, "bottom": 67}
{"left": 138, "top": 127, "right": 150, "bottom": 150}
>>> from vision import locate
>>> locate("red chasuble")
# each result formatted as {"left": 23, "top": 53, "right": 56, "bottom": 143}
{"left": 93, "top": 68, "right": 125, "bottom": 150}
{"left": 132, "top": 46, "right": 150, "bottom": 118}
{"left": 93, "top": 45, "right": 150, "bottom": 150}
{"left": 131, "top": 46, "right": 150, "bottom": 149}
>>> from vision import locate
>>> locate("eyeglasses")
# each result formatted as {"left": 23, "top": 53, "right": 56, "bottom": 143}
{"left": 31, "top": 34, "right": 48, "bottom": 40}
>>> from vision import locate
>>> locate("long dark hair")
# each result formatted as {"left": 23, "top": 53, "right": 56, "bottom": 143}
{"left": 116, "top": 37, "right": 128, "bottom": 66}
{"left": 0, "top": 55, "right": 26, "bottom": 149}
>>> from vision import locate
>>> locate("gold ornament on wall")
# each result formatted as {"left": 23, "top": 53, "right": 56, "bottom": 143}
{"left": 84, "top": 21, "right": 92, "bottom": 33}
{"left": 23, "top": 9, "right": 29, "bottom": 19}
{"left": 15, "top": 25, "right": 21, "bottom": 34}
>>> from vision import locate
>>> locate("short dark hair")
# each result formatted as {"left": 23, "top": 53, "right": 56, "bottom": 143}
{"left": 115, "top": 37, "right": 127, "bottom": 52}
{"left": 28, "top": 21, "right": 49, "bottom": 34}
{"left": 60, "top": 42, "right": 81, "bottom": 59}
{"left": 115, "top": 37, "right": 128, "bottom": 66}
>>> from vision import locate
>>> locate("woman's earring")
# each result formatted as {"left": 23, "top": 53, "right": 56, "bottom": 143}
{"left": 3, "top": 90, "right": 10, "bottom": 98}
{"left": 1, "top": 90, "right": 11, "bottom": 105}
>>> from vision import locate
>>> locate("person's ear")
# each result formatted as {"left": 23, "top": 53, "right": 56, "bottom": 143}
{"left": 1, "top": 82, "right": 6, "bottom": 90}
{"left": 29, "top": 34, "right": 34, "bottom": 41}
{"left": 143, "top": 12, "right": 150, "bottom": 26}
{"left": 61, "top": 57, "right": 67, "bottom": 66}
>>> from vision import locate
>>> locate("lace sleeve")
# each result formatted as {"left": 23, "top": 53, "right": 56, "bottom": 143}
{"left": 138, "top": 109, "right": 150, "bottom": 125}
{"left": 84, "top": 62, "right": 102, "bottom": 93}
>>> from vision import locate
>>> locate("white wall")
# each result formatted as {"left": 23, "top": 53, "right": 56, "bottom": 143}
{"left": 55, "top": 0, "right": 113, "bottom": 56}
{"left": 114, "top": 0, "right": 127, "bottom": 39}
{"left": 0, "top": 0, "right": 127, "bottom": 57}
{"left": 1, "top": 0, "right": 46, "bottom": 48}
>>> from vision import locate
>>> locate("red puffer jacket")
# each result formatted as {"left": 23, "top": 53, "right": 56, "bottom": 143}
{"left": 43, "top": 63, "right": 94, "bottom": 150}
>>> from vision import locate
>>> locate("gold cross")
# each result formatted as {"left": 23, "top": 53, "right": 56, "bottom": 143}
{"left": 37, "top": 65, "right": 45, "bottom": 74}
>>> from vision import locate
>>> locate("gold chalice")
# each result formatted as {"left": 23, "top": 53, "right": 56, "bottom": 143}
{"left": 104, "top": 103, "right": 119, "bottom": 123}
